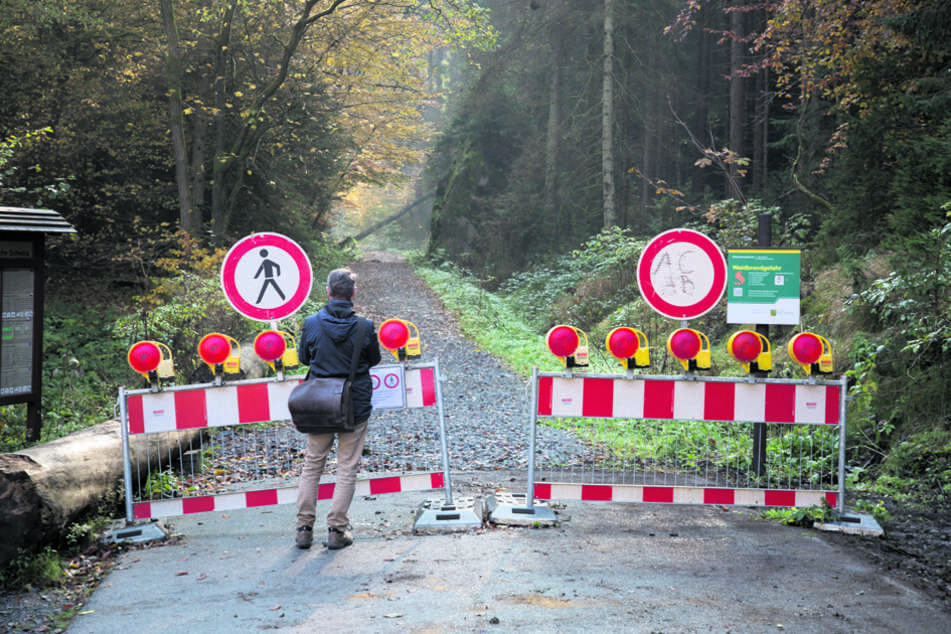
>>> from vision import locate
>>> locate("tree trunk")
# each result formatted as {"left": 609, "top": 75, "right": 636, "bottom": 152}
{"left": 601, "top": 0, "right": 616, "bottom": 229}
{"left": 729, "top": 6, "right": 746, "bottom": 189}
{"left": 543, "top": 2, "right": 563, "bottom": 244}
{"left": 753, "top": 66, "right": 768, "bottom": 194}
{"left": 339, "top": 193, "right": 435, "bottom": 245}
{"left": 209, "top": 2, "right": 236, "bottom": 244}
{"left": 159, "top": 0, "right": 195, "bottom": 233}
{"left": 0, "top": 421, "right": 201, "bottom": 569}
{"left": 692, "top": 18, "right": 712, "bottom": 198}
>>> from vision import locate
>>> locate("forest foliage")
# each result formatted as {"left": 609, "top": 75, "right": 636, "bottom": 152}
{"left": 420, "top": 0, "right": 951, "bottom": 497}
{"left": 0, "top": 0, "right": 493, "bottom": 270}
{"left": 0, "top": 1, "right": 949, "bottom": 497}
{"left": 426, "top": 0, "right": 951, "bottom": 279}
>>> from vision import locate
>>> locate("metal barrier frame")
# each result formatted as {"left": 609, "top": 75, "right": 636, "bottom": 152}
{"left": 524, "top": 368, "right": 849, "bottom": 513}
{"left": 117, "top": 360, "right": 452, "bottom": 522}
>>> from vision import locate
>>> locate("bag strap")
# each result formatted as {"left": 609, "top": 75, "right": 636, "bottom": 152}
{"left": 347, "top": 318, "right": 366, "bottom": 382}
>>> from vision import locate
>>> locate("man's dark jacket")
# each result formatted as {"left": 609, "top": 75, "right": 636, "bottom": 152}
{"left": 298, "top": 299, "right": 382, "bottom": 424}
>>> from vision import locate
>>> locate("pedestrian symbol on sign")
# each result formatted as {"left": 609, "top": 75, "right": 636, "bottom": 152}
{"left": 254, "top": 249, "right": 286, "bottom": 304}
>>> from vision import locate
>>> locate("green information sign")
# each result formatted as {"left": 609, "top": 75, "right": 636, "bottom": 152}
{"left": 726, "top": 248, "right": 801, "bottom": 325}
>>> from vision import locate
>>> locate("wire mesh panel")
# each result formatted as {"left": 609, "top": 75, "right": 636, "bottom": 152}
{"left": 528, "top": 370, "right": 847, "bottom": 509}
{"left": 534, "top": 418, "right": 840, "bottom": 490}
{"left": 128, "top": 423, "right": 304, "bottom": 503}
{"left": 120, "top": 364, "right": 448, "bottom": 521}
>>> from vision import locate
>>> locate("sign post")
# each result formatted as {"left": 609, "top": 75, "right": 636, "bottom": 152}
{"left": 220, "top": 233, "right": 313, "bottom": 322}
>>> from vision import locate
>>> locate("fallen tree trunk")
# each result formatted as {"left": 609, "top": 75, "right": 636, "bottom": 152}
{"left": 337, "top": 192, "right": 434, "bottom": 246}
{"left": 0, "top": 420, "right": 200, "bottom": 569}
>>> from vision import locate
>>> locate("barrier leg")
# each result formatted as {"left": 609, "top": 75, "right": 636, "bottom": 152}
{"left": 487, "top": 366, "right": 557, "bottom": 526}
{"left": 103, "top": 386, "right": 168, "bottom": 544}
{"left": 413, "top": 358, "right": 483, "bottom": 532}
{"left": 435, "top": 357, "right": 453, "bottom": 506}
{"left": 119, "top": 386, "right": 134, "bottom": 523}
{"left": 838, "top": 374, "right": 848, "bottom": 513}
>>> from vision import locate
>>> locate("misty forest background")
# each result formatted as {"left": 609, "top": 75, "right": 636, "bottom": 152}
{"left": 1, "top": 0, "right": 950, "bottom": 505}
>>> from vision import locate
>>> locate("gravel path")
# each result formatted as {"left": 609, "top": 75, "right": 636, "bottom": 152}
{"left": 350, "top": 252, "right": 591, "bottom": 476}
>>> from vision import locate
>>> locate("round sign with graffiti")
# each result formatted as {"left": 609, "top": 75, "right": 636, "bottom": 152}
{"left": 637, "top": 229, "right": 726, "bottom": 320}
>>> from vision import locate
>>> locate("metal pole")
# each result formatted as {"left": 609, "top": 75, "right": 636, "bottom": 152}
{"left": 432, "top": 357, "right": 453, "bottom": 506}
{"left": 526, "top": 366, "right": 540, "bottom": 510}
{"left": 838, "top": 374, "right": 848, "bottom": 513}
{"left": 752, "top": 212, "right": 772, "bottom": 476}
{"left": 118, "top": 386, "right": 135, "bottom": 523}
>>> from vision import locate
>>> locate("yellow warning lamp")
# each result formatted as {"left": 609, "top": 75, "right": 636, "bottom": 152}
{"left": 253, "top": 330, "right": 299, "bottom": 373}
{"left": 128, "top": 340, "right": 175, "bottom": 389}
{"left": 726, "top": 330, "right": 772, "bottom": 374}
{"left": 198, "top": 333, "right": 241, "bottom": 380}
{"left": 378, "top": 318, "right": 422, "bottom": 361}
{"left": 605, "top": 327, "right": 650, "bottom": 370}
{"left": 546, "top": 324, "right": 589, "bottom": 369}
{"left": 787, "top": 332, "right": 834, "bottom": 376}
{"left": 666, "top": 328, "right": 711, "bottom": 372}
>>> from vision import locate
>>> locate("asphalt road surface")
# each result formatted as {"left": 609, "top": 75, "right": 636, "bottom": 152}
{"left": 69, "top": 472, "right": 949, "bottom": 634}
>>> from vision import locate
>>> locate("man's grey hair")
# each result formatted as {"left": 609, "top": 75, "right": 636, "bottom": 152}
{"left": 326, "top": 268, "right": 356, "bottom": 299}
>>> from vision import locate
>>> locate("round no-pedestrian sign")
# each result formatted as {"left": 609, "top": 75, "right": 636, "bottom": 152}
{"left": 637, "top": 228, "right": 726, "bottom": 320}
{"left": 220, "top": 233, "right": 313, "bottom": 321}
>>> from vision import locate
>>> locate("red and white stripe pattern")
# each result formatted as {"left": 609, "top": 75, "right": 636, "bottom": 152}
{"left": 126, "top": 367, "right": 438, "bottom": 435}
{"left": 534, "top": 482, "right": 836, "bottom": 508}
{"left": 126, "top": 380, "right": 298, "bottom": 435}
{"left": 133, "top": 472, "right": 444, "bottom": 520}
{"left": 404, "top": 367, "right": 437, "bottom": 408}
{"left": 537, "top": 375, "right": 842, "bottom": 425}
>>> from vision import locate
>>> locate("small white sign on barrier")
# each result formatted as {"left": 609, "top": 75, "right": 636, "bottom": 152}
{"left": 370, "top": 364, "right": 406, "bottom": 410}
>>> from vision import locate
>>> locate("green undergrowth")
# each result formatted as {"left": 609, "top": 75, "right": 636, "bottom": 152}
{"left": 412, "top": 213, "right": 951, "bottom": 513}
{"left": 0, "top": 490, "right": 121, "bottom": 591}
{"left": 762, "top": 501, "right": 838, "bottom": 527}
{"left": 412, "top": 259, "right": 548, "bottom": 378}
{"left": 411, "top": 252, "right": 842, "bottom": 491}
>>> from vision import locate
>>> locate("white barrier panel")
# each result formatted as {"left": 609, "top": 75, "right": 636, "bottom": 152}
{"left": 524, "top": 370, "right": 848, "bottom": 512}
{"left": 533, "top": 483, "right": 836, "bottom": 508}
{"left": 134, "top": 473, "right": 444, "bottom": 520}
{"left": 537, "top": 375, "right": 840, "bottom": 425}
{"left": 126, "top": 365, "right": 434, "bottom": 435}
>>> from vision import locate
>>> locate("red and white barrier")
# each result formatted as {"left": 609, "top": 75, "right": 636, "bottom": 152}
{"left": 520, "top": 370, "right": 848, "bottom": 513}
{"left": 119, "top": 363, "right": 445, "bottom": 522}
{"left": 404, "top": 367, "right": 437, "bottom": 408}
{"left": 537, "top": 375, "right": 841, "bottom": 425}
{"left": 533, "top": 482, "right": 836, "bottom": 508}
{"left": 126, "top": 366, "right": 438, "bottom": 435}
{"left": 134, "top": 472, "right": 444, "bottom": 520}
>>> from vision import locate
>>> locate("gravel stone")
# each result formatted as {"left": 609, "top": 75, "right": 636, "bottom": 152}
{"left": 350, "top": 252, "right": 592, "bottom": 475}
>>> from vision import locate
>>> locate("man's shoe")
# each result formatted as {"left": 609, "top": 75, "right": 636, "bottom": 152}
{"left": 326, "top": 527, "right": 353, "bottom": 550}
{"left": 295, "top": 525, "right": 313, "bottom": 549}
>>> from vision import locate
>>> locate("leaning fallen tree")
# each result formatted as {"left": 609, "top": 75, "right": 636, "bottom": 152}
{"left": 337, "top": 193, "right": 434, "bottom": 246}
{"left": 0, "top": 420, "right": 200, "bottom": 569}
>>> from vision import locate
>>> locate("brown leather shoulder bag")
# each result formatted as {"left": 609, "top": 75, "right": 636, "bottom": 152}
{"left": 287, "top": 318, "right": 366, "bottom": 434}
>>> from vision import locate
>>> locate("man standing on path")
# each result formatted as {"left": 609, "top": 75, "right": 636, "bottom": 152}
{"left": 295, "top": 268, "right": 382, "bottom": 549}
